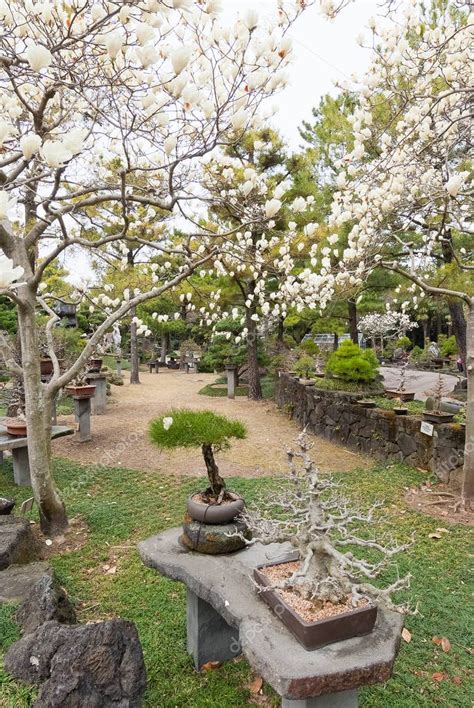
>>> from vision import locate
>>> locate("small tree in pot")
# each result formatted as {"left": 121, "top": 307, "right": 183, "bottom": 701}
{"left": 238, "top": 433, "right": 412, "bottom": 648}
{"left": 150, "top": 409, "right": 248, "bottom": 553}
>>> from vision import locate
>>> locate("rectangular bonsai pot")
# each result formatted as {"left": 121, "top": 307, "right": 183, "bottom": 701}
{"left": 254, "top": 560, "right": 377, "bottom": 651}
{"left": 385, "top": 389, "right": 415, "bottom": 401}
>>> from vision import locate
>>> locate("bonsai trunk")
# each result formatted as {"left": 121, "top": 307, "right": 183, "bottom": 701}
{"left": 462, "top": 302, "right": 474, "bottom": 504}
{"left": 17, "top": 295, "right": 68, "bottom": 536}
{"left": 129, "top": 306, "right": 140, "bottom": 385}
{"left": 202, "top": 443, "right": 226, "bottom": 498}
{"left": 348, "top": 299, "right": 358, "bottom": 345}
{"left": 246, "top": 306, "right": 262, "bottom": 401}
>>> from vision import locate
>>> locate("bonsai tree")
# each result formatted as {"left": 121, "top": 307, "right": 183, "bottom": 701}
{"left": 240, "top": 433, "right": 412, "bottom": 612}
{"left": 294, "top": 354, "right": 316, "bottom": 380}
{"left": 149, "top": 410, "right": 246, "bottom": 503}
{"left": 326, "top": 341, "right": 379, "bottom": 383}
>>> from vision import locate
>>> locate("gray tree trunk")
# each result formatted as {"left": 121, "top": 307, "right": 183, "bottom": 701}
{"left": 246, "top": 308, "right": 262, "bottom": 401}
{"left": 17, "top": 291, "right": 68, "bottom": 535}
{"left": 160, "top": 331, "right": 170, "bottom": 364}
{"left": 462, "top": 303, "right": 473, "bottom": 504}
{"left": 129, "top": 306, "right": 140, "bottom": 385}
{"left": 348, "top": 299, "right": 358, "bottom": 345}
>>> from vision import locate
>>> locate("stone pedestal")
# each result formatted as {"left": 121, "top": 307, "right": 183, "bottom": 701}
{"left": 73, "top": 397, "right": 92, "bottom": 442}
{"left": 12, "top": 447, "right": 30, "bottom": 486}
{"left": 225, "top": 365, "right": 238, "bottom": 399}
{"left": 148, "top": 361, "right": 159, "bottom": 373}
{"left": 282, "top": 691, "right": 358, "bottom": 708}
{"left": 116, "top": 359, "right": 122, "bottom": 377}
{"left": 86, "top": 374, "right": 107, "bottom": 415}
{"left": 186, "top": 589, "right": 240, "bottom": 669}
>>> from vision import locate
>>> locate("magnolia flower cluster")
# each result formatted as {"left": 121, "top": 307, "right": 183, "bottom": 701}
{"left": 358, "top": 311, "right": 418, "bottom": 340}
{"left": 314, "top": 3, "right": 473, "bottom": 304}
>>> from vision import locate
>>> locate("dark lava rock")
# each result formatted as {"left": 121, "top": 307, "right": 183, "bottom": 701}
{"left": 4, "top": 619, "right": 147, "bottom": 707}
{"left": 0, "top": 497, "right": 15, "bottom": 515}
{"left": 16, "top": 574, "right": 76, "bottom": 635}
{"left": 0, "top": 563, "right": 52, "bottom": 604}
{"left": 181, "top": 513, "right": 251, "bottom": 554}
{"left": 0, "top": 516, "right": 37, "bottom": 570}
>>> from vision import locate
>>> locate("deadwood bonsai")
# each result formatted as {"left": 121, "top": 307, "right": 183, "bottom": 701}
{"left": 241, "top": 432, "right": 412, "bottom": 614}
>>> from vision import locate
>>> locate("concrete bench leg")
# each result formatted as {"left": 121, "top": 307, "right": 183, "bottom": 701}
{"left": 13, "top": 447, "right": 31, "bottom": 486}
{"left": 186, "top": 589, "right": 240, "bottom": 670}
{"left": 74, "top": 397, "right": 92, "bottom": 442}
{"left": 282, "top": 690, "right": 358, "bottom": 708}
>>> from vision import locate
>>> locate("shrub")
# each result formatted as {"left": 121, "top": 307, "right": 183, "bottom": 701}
{"left": 325, "top": 341, "right": 379, "bottom": 383}
{"left": 149, "top": 409, "right": 246, "bottom": 498}
{"left": 439, "top": 335, "right": 458, "bottom": 357}
{"left": 294, "top": 354, "right": 316, "bottom": 379}
{"left": 298, "top": 339, "right": 320, "bottom": 357}
{"left": 396, "top": 336, "right": 412, "bottom": 350}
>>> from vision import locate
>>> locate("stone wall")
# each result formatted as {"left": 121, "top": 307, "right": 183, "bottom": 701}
{"left": 276, "top": 373, "right": 465, "bottom": 485}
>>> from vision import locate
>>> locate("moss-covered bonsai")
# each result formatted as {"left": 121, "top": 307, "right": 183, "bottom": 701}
{"left": 149, "top": 409, "right": 247, "bottom": 503}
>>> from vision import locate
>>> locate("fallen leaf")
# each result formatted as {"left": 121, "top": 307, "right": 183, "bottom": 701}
{"left": 432, "top": 672, "right": 445, "bottom": 682}
{"left": 428, "top": 533, "right": 442, "bottom": 540}
{"left": 201, "top": 661, "right": 221, "bottom": 671}
{"left": 402, "top": 628, "right": 412, "bottom": 643}
{"left": 106, "top": 565, "right": 117, "bottom": 575}
{"left": 452, "top": 676, "right": 462, "bottom": 685}
{"left": 440, "top": 637, "right": 451, "bottom": 653}
{"left": 436, "top": 528, "right": 450, "bottom": 534}
{"left": 249, "top": 676, "right": 263, "bottom": 694}
{"left": 432, "top": 636, "right": 442, "bottom": 646}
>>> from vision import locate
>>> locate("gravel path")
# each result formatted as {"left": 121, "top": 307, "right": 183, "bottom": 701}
{"left": 54, "top": 370, "right": 369, "bottom": 479}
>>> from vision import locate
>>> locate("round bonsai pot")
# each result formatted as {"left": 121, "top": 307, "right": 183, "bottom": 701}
{"left": 0, "top": 497, "right": 15, "bottom": 515}
{"left": 88, "top": 358, "right": 103, "bottom": 373}
{"left": 394, "top": 407, "right": 408, "bottom": 416}
{"left": 6, "top": 420, "right": 27, "bottom": 437}
{"left": 357, "top": 399, "right": 376, "bottom": 408}
{"left": 423, "top": 411, "right": 455, "bottom": 424}
{"left": 40, "top": 358, "right": 54, "bottom": 376}
{"left": 186, "top": 491, "right": 244, "bottom": 524}
{"left": 65, "top": 384, "right": 96, "bottom": 398}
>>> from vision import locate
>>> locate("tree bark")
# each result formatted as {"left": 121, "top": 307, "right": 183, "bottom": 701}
{"left": 159, "top": 331, "right": 169, "bottom": 364}
{"left": 441, "top": 234, "right": 467, "bottom": 363}
{"left": 17, "top": 293, "right": 68, "bottom": 536}
{"left": 201, "top": 443, "right": 226, "bottom": 497}
{"left": 129, "top": 306, "right": 140, "bottom": 384}
{"left": 246, "top": 306, "right": 262, "bottom": 401}
{"left": 462, "top": 302, "right": 474, "bottom": 504}
{"left": 333, "top": 332, "right": 339, "bottom": 351}
{"left": 348, "top": 299, "right": 358, "bottom": 344}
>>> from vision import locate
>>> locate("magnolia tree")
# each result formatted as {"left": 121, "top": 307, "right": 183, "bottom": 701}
{"left": 0, "top": 0, "right": 308, "bottom": 535}
{"left": 194, "top": 139, "right": 317, "bottom": 398}
{"left": 303, "top": 4, "right": 473, "bottom": 503}
{"left": 358, "top": 310, "right": 417, "bottom": 350}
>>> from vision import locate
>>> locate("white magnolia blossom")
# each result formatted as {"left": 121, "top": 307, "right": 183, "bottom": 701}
{"left": 20, "top": 133, "right": 42, "bottom": 159}
{"left": 358, "top": 311, "right": 418, "bottom": 340}
{"left": 0, "top": 254, "right": 24, "bottom": 289}
{"left": 163, "top": 416, "right": 174, "bottom": 431}
{"left": 25, "top": 43, "right": 52, "bottom": 71}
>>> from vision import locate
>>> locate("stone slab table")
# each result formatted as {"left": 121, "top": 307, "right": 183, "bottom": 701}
{"left": 139, "top": 528, "right": 403, "bottom": 707}
{"left": 85, "top": 373, "right": 107, "bottom": 415}
{"left": 0, "top": 419, "right": 73, "bottom": 486}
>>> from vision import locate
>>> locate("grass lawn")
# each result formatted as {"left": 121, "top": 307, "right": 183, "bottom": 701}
{"left": 199, "top": 375, "right": 276, "bottom": 399}
{"left": 0, "top": 458, "right": 471, "bottom": 707}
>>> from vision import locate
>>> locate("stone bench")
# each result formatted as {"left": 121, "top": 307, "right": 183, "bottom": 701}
{"left": 139, "top": 528, "right": 403, "bottom": 707}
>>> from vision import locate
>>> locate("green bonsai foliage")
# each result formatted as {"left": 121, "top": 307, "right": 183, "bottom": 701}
{"left": 439, "top": 335, "right": 458, "bottom": 358}
{"left": 294, "top": 354, "right": 316, "bottom": 379}
{"left": 149, "top": 409, "right": 247, "bottom": 501}
{"left": 325, "top": 341, "right": 379, "bottom": 383}
{"left": 396, "top": 336, "right": 412, "bottom": 351}
{"left": 298, "top": 339, "right": 320, "bottom": 357}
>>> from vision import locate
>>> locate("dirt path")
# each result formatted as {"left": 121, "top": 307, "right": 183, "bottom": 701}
{"left": 53, "top": 370, "right": 370, "bottom": 479}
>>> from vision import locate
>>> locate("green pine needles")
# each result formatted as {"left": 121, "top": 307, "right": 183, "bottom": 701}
{"left": 326, "top": 341, "right": 379, "bottom": 383}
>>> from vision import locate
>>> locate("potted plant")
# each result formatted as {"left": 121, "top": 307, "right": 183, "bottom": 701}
{"left": 40, "top": 357, "right": 54, "bottom": 376}
{"left": 65, "top": 374, "right": 96, "bottom": 399}
{"left": 357, "top": 399, "right": 376, "bottom": 408}
{"left": 294, "top": 354, "right": 316, "bottom": 384}
{"left": 149, "top": 409, "right": 249, "bottom": 553}
{"left": 393, "top": 398, "right": 408, "bottom": 416}
{"left": 423, "top": 375, "right": 456, "bottom": 424}
{"left": 238, "top": 433, "right": 411, "bottom": 650}
{"left": 87, "top": 348, "right": 103, "bottom": 373}
{"left": 385, "top": 365, "right": 415, "bottom": 401}
{"left": 5, "top": 408, "right": 27, "bottom": 437}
